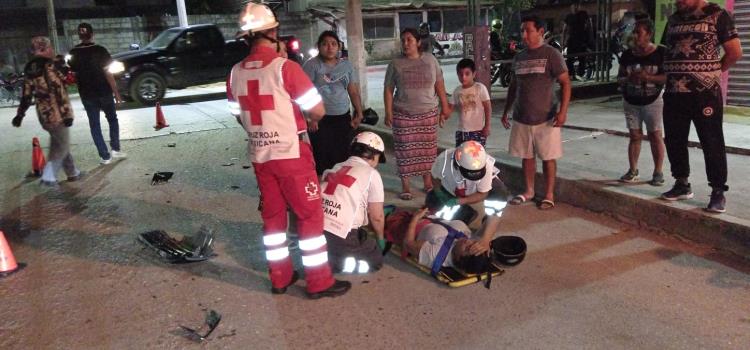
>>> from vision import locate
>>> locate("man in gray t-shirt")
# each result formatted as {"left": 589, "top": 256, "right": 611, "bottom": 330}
{"left": 501, "top": 15, "right": 571, "bottom": 211}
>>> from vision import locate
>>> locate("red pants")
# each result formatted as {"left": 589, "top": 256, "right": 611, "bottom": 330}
{"left": 253, "top": 142, "right": 334, "bottom": 293}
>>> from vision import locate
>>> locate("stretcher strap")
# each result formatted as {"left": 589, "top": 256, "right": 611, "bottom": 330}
{"left": 429, "top": 219, "right": 467, "bottom": 277}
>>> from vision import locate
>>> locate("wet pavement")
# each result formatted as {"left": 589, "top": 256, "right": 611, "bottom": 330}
{"left": 1, "top": 63, "right": 749, "bottom": 349}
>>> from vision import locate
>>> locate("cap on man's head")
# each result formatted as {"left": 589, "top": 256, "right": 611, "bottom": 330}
{"left": 78, "top": 23, "right": 94, "bottom": 38}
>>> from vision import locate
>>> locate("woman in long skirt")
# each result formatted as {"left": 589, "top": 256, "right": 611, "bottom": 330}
{"left": 384, "top": 28, "right": 450, "bottom": 200}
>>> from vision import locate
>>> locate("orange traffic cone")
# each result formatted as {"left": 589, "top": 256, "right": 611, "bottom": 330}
{"left": 0, "top": 230, "right": 24, "bottom": 278}
{"left": 154, "top": 102, "right": 169, "bottom": 130}
{"left": 31, "top": 137, "right": 46, "bottom": 177}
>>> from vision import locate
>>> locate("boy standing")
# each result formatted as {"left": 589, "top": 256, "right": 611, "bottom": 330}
{"left": 444, "top": 58, "right": 491, "bottom": 147}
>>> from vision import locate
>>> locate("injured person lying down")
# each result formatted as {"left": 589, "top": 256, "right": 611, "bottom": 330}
{"left": 404, "top": 207, "right": 494, "bottom": 273}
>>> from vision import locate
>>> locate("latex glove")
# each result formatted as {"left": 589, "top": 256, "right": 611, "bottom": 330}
{"left": 63, "top": 118, "right": 73, "bottom": 127}
{"left": 12, "top": 115, "right": 23, "bottom": 127}
{"left": 376, "top": 238, "right": 386, "bottom": 251}
{"left": 434, "top": 187, "right": 459, "bottom": 207}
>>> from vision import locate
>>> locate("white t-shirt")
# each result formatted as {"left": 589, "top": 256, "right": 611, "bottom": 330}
{"left": 431, "top": 149, "right": 495, "bottom": 197}
{"left": 418, "top": 219, "right": 471, "bottom": 268}
{"left": 450, "top": 82, "right": 490, "bottom": 132}
{"left": 321, "top": 156, "right": 384, "bottom": 238}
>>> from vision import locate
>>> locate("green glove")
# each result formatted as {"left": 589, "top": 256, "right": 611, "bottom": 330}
{"left": 376, "top": 238, "right": 386, "bottom": 251}
{"left": 434, "top": 187, "right": 459, "bottom": 207}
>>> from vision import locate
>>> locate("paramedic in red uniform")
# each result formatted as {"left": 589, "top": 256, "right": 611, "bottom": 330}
{"left": 227, "top": 3, "right": 350, "bottom": 299}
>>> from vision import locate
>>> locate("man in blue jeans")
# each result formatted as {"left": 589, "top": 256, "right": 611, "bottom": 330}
{"left": 68, "top": 22, "right": 126, "bottom": 164}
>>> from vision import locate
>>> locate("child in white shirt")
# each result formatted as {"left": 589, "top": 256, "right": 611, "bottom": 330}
{"left": 443, "top": 58, "right": 491, "bottom": 147}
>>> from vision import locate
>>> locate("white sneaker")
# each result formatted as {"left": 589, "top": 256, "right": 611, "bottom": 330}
{"left": 111, "top": 150, "right": 127, "bottom": 158}
{"left": 100, "top": 157, "right": 112, "bottom": 165}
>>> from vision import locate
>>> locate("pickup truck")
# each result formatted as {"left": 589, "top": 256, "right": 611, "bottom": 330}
{"left": 108, "top": 24, "right": 302, "bottom": 105}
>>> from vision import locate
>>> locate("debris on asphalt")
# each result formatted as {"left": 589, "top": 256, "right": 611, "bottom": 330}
{"left": 167, "top": 143, "right": 176, "bottom": 147}
{"left": 230, "top": 157, "right": 239, "bottom": 161}
{"left": 151, "top": 172, "right": 174, "bottom": 185}
{"left": 138, "top": 226, "right": 216, "bottom": 263}
{"left": 230, "top": 185, "right": 240, "bottom": 190}
{"left": 178, "top": 309, "right": 222, "bottom": 342}
{"left": 242, "top": 165, "right": 251, "bottom": 169}
{"left": 222, "top": 163, "right": 234, "bottom": 167}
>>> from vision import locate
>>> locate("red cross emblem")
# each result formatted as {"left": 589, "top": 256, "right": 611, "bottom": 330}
{"left": 323, "top": 166, "right": 356, "bottom": 195}
{"left": 238, "top": 80, "right": 274, "bottom": 125}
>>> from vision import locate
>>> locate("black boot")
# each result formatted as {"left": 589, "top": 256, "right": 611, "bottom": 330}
{"left": 306, "top": 279, "right": 351, "bottom": 299}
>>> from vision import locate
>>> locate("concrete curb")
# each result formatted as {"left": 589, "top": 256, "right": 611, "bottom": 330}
{"left": 361, "top": 123, "right": 750, "bottom": 260}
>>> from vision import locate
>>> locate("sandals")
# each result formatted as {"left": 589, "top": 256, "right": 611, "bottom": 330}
{"left": 399, "top": 192, "right": 413, "bottom": 201}
{"left": 538, "top": 199, "right": 555, "bottom": 210}
{"left": 510, "top": 194, "right": 531, "bottom": 205}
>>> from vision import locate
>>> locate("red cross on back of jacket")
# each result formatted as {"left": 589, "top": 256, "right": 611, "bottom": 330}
{"left": 227, "top": 46, "right": 317, "bottom": 163}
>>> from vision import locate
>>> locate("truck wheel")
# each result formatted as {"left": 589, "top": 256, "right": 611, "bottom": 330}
{"left": 130, "top": 72, "right": 166, "bottom": 105}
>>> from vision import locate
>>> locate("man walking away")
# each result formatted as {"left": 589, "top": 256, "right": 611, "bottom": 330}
{"left": 12, "top": 36, "right": 82, "bottom": 187}
{"left": 68, "top": 22, "right": 126, "bottom": 165}
{"left": 660, "top": 0, "right": 742, "bottom": 213}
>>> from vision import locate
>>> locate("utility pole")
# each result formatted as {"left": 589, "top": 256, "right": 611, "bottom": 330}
{"left": 176, "top": 0, "right": 189, "bottom": 27}
{"left": 46, "top": 0, "right": 60, "bottom": 52}
{"left": 345, "top": 0, "right": 367, "bottom": 107}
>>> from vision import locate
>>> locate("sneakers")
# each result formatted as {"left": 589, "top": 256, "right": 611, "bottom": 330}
{"left": 111, "top": 150, "right": 127, "bottom": 158}
{"left": 649, "top": 172, "right": 665, "bottom": 186}
{"left": 100, "top": 157, "right": 112, "bottom": 165}
{"left": 40, "top": 179, "right": 59, "bottom": 188}
{"left": 271, "top": 271, "right": 300, "bottom": 295}
{"left": 705, "top": 189, "right": 726, "bottom": 213}
{"left": 306, "top": 279, "right": 351, "bottom": 299}
{"left": 619, "top": 169, "right": 639, "bottom": 183}
{"left": 661, "top": 182, "right": 694, "bottom": 201}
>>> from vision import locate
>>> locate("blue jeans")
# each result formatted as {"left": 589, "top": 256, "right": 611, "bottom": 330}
{"left": 82, "top": 95, "right": 120, "bottom": 159}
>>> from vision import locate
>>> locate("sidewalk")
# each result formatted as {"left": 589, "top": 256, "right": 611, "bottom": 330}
{"left": 363, "top": 96, "right": 750, "bottom": 259}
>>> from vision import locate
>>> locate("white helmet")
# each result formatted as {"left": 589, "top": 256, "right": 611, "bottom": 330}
{"left": 352, "top": 131, "right": 386, "bottom": 163}
{"left": 453, "top": 141, "right": 487, "bottom": 180}
{"left": 239, "top": 3, "right": 279, "bottom": 33}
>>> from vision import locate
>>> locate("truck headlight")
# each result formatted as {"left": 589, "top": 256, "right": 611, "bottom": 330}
{"left": 108, "top": 61, "right": 125, "bottom": 74}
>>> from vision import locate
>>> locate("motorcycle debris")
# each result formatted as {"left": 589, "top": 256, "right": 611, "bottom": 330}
{"left": 151, "top": 172, "right": 174, "bottom": 185}
{"left": 178, "top": 309, "right": 221, "bottom": 342}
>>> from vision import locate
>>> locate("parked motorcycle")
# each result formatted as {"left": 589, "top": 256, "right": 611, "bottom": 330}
{"left": 0, "top": 73, "right": 23, "bottom": 106}
{"left": 490, "top": 38, "right": 519, "bottom": 87}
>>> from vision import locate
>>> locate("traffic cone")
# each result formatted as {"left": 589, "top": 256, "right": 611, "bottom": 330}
{"left": 154, "top": 102, "right": 169, "bottom": 130}
{"left": 31, "top": 137, "right": 46, "bottom": 177}
{"left": 0, "top": 230, "right": 24, "bottom": 278}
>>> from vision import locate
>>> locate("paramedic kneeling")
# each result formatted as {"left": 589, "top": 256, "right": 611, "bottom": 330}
{"left": 321, "top": 132, "right": 387, "bottom": 273}
{"left": 429, "top": 140, "right": 506, "bottom": 252}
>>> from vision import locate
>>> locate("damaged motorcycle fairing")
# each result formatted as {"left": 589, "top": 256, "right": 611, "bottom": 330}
{"left": 138, "top": 226, "right": 215, "bottom": 263}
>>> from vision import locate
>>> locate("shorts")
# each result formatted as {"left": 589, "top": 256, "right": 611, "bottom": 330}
{"left": 508, "top": 120, "right": 562, "bottom": 161}
{"left": 455, "top": 130, "right": 487, "bottom": 147}
{"left": 624, "top": 96, "right": 663, "bottom": 132}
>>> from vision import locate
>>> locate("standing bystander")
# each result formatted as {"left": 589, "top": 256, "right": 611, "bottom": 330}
{"left": 303, "top": 31, "right": 364, "bottom": 175}
{"left": 502, "top": 15, "right": 571, "bottom": 210}
{"left": 445, "top": 58, "right": 492, "bottom": 147}
{"left": 616, "top": 18, "right": 667, "bottom": 186}
{"left": 227, "top": 3, "right": 350, "bottom": 298}
{"left": 384, "top": 28, "right": 451, "bottom": 201}
{"left": 660, "top": 0, "right": 743, "bottom": 213}
{"left": 12, "top": 37, "right": 82, "bottom": 186}
{"left": 68, "top": 22, "right": 126, "bottom": 165}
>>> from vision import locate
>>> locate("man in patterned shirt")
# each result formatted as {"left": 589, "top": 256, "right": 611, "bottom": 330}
{"left": 660, "top": 0, "right": 742, "bottom": 213}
